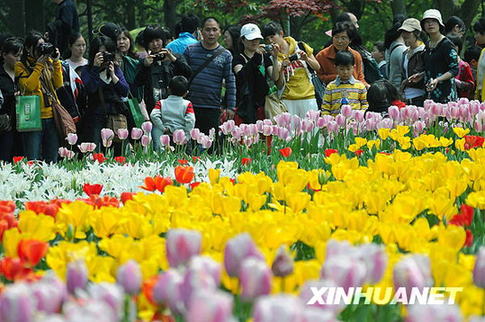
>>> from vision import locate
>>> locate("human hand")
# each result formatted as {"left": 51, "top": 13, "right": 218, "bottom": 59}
{"left": 94, "top": 52, "right": 104, "bottom": 67}
{"left": 408, "top": 73, "right": 423, "bottom": 83}
{"left": 52, "top": 48, "right": 61, "bottom": 61}
{"left": 144, "top": 52, "right": 154, "bottom": 67}
{"left": 426, "top": 78, "right": 439, "bottom": 92}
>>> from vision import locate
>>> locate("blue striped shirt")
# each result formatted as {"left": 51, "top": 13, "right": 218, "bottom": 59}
{"left": 183, "top": 42, "right": 236, "bottom": 110}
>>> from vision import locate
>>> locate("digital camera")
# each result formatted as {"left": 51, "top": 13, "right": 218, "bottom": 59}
{"left": 289, "top": 53, "right": 300, "bottom": 62}
{"left": 153, "top": 52, "right": 166, "bottom": 62}
{"left": 263, "top": 44, "right": 274, "bottom": 53}
{"left": 38, "top": 42, "right": 56, "bottom": 57}
{"left": 102, "top": 52, "right": 115, "bottom": 63}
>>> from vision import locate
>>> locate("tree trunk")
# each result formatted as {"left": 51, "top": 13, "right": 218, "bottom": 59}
{"left": 434, "top": 0, "right": 480, "bottom": 32}
{"left": 4, "top": 0, "right": 26, "bottom": 36}
{"left": 163, "top": 0, "right": 178, "bottom": 34}
{"left": 126, "top": 0, "right": 136, "bottom": 30}
{"left": 390, "top": 0, "right": 406, "bottom": 20}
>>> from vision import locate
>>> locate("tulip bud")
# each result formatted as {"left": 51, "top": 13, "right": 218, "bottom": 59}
{"left": 166, "top": 228, "right": 202, "bottom": 268}
{"left": 200, "top": 136, "right": 213, "bottom": 149}
{"left": 341, "top": 105, "right": 352, "bottom": 118}
{"left": 406, "top": 303, "right": 462, "bottom": 322}
{"left": 240, "top": 258, "right": 272, "bottom": 300}
{"left": 160, "top": 134, "right": 171, "bottom": 147}
{"left": 141, "top": 134, "right": 151, "bottom": 147}
{"left": 173, "top": 129, "right": 187, "bottom": 145}
{"left": 190, "top": 128, "right": 201, "bottom": 140}
{"left": 101, "top": 128, "right": 115, "bottom": 148}
{"left": 335, "top": 114, "right": 346, "bottom": 127}
{"left": 88, "top": 282, "right": 124, "bottom": 320}
{"left": 67, "top": 260, "right": 88, "bottom": 295}
{"left": 219, "top": 120, "right": 235, "bottom": 135}
{"left": 388, "top": 105, "right": 400, "bottom": 121}
{"left": 153, "top": 269, "right": 184, "bottom": 313}
{"left": 32, "top": 272, "right": 66, "bottom": 314}
{"left": 253, "top": 295, "right": 305, "bottom": 322}
{"left": 224, "top": 233, "right": 265, "bottom": 277}
{"left": 473, "top": 247, "right": 485, "bottom": 288}
{"left": 357, "top": 243, "right": 387, "bottom": 284}
{"left": 78, "top": 142, "right": 96, "bottom": 153}
{"left": 0, "top": 283, "right": 35, "bottom": 322}
{"left": 117, "top": 128, "right": 129, "bottom": 140}
{"left": 262, "top": 125, "right": 272, "bottom": 136}
{"left": 271, "top": 246, "right": 294, "bottom": 277}
{"left": 181, "top": 268, "right": 218, "bottom": 310}
{"left": 327, "top": 121, "right": 339, "bottom": 133}
{"left": 131, "top": 128, "right": 143, "bottom": 140}
{"left": 352, "top": 110, "right": 365, "bottom": 123}
{"left": 320, "top": 256, "right": 367, "bottom": 292}
{"left": 301, "top": 119, "right": 314, "bottom": 133}
{"left": 186, "top": 290, "right": 234, "bottom": 322}
{"left": 116, "top": 260, "right": 142, "bottom": 295}
{"left": 141, "top": 121, "right": 153, "bottom": 134}
{"left": 66, "top": 133, "right": 78, "bottom": 146}
{"left": 189, "top": 256, "right": 222, "bottom": 286}
{"left": 393, "top": 254, "right": 433, "bottom": 298}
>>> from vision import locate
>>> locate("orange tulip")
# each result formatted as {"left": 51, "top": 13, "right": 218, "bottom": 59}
{"left": 174, "top": 166, "right": 195, "bottom": 184}
{"left": 17, "top": 240, "right": 49, "bottom": 267}
{"left": 154, "top": 176, "right": 173, "bottom": 193}
{"left": 279, "top": 147, "right": 292, "bottom": 158}
{"left": 0, "top": 257, "right": 32, "bottom": 281}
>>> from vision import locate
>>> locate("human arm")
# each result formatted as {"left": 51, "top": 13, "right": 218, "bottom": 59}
{"left": 150, "top": 102, "right": 165, "bottom": 133}
{"left": 112, "top": 65, "right": 129, "bottom": 97}
{"left": 224, "top": 54, "right": 236, "bottom": 114}
{"left": 184, "top": 102, "right": 196, "bottom": 134}
{"left": 15, "top": 60, "right": 46, "bottom": 92}
{"left": 426, "top": 44, "right": 459, "bottom": 91}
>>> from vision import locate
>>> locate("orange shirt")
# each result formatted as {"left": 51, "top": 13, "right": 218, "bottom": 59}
{"left": 315, "top": 45, "right": 367, "bottom": 86}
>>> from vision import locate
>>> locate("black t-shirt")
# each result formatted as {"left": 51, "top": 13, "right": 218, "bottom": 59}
{"left": 233, "top": 52, "right": 272, "bottom": 70}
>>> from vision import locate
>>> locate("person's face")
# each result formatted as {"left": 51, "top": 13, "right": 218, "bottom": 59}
{"left": 265, "top": 32, "right": 284, "bottom": 46}
{"left": 223, "top": 31, "right": 233, "bottom": 49}
{"left": 349, "top": 13, "right": 359, "bottom": 30}
{"left": 336, "top": 64, "right": 354, "bottom": 81}
{"left": 201, "top": 20, "right": 221, "bottom": 46}
{"left": 31, "top": 38, "right": 45, "bottom": 58}
{"left": 3, "top": 49, "right": 22, "bottom": 69}
{"left": 333, "top": 31, "right": 350, "bottom": 51}
{"left": 148, "top": 38, "right": 163, "bottom": 53}
{"left": 475, "top": 31, "right": 485, "bottom": 46}
{"left": 402, "top": 31, "right": 417, "bottom": 47}
{"left": 242, "top": 37, "right": 261, "bottom": 52}
{"left": 70, "top": 36, "right": 86, "bottom": 58}
{"left": 451, "top": 25, "right": 465, "bottom": 38}
{"left": 117, "top": 34, "right": 131, "bottom": 54}
{"left": 371, "top": 48, "right": 383, "bottom": 62}
{"left": 423, "top": 19, "right": 440, "bottom": 34}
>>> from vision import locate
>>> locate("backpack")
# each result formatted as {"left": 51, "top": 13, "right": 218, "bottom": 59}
{"left": 359, "top": 48, "right": 383, "bottom": 84}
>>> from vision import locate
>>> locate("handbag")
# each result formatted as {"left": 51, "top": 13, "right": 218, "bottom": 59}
{"left": 126, "top": 95, "right": 145, "bottom": 128}
{"left": 297, "top": 42, "right": 325, "bottom": 108}
{"left": 16, "top": 95, "right": 42, "bottom": 132}
{"left": 51, "top": 98, "right": 76, "bottom": 138}
{"left": 264, "top": 89, "right": 288, "bottom": 120}
{"left": 99, "top": 89, "right": 128, "bottom": 141}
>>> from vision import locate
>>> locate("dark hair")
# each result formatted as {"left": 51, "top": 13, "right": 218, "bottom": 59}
{"left": 0, "top": 33, "right": 13, "bottom": 48}
{"left": 335, "top": 50, "right": 354, "bottom": 66}
{"left": 181, "top": 14, "right": 200, "bottom": 34}
{"left": 99, "top": 22, "right": 121, "bottom": 42}
{"left": 262, "top": 22, "right": 283, "bottom": 38}
{"left": 335, "top": 12, "right": 354, "bottom": 24}
{"left": 88, "top": 36, "right": 116, "bottom": 66}
{"left": 374, "top": 41, "right": 385, "bottom": 53}
{"left": 367, "top": 79, "right": 400, "bottom": 114}
{"left": 141, "top": 25, "right": 167, "bottom": 50}
{"left": 0, "top": 37, "right": 23, "bottom": 64}
{"left": 174, "top": 22, "right": 182, "bottom": 37}
{"left": 447, "top": 34, "right": 463, "bottom": 53}
{"left": 202, "top": 17, "right": 221, "bottom": 29}
{"left": 332, "top": 22, "right": 359, "bottom": 44}
{"left": 445, "top": 16, "right": 465, "bottom": 35}
{"left": 382, "top": 79, "right": 400, "bottom": 101}
{"left": 223, "top": 25, "right": 241, "bottom": 54}
{"left": 464, "top": 45, "right": 482, "bottom": 63}
{"left": 473, "top": 18, "right": 485, "bottom": 34}
{"left": 68, "top": 32, "right": 83, "bottom": 47}
{"left": 384, "top": 19, "right": 405, "bottom": 49}
{"left": 117, "top": 27, "right": 136, "bottom": 58}
{"left": 21, "top": 30, "right": 45, "bottom": 64}
{"left": 169, "top": 75, "right": 189, "bottom": 96}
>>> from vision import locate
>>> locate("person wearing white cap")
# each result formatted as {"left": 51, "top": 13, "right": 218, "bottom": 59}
{"left": 416, "top": 9, "right": 459, "bottom": 103}
{"left": 399, "top": 18, "right": 426, "bottom": 106}
{"left": 232, "top": 23, "right": 279, "bottom": 124}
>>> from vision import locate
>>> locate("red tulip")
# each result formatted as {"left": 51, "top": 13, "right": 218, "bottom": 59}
{"left": 17, "top": 240, "right": 49, "bottom": 267}
{"left": 465, "top": 230, "right": 474, "bottom": 247}
{"left": 120, "top": 192, "right": 136, "bottom": 204}
{"left": 464, "top": 135, "right": 485, "bottom": 150}
{"left": 12, "top": 156, "right": 24, "bottom": 163}
{"left": 140, "top": 176, "right": 173, "bottom": 193}
{"left": 83, "top": 183, "right": 103, "bottom": 196}
{"left": 92, "top": 153, "right": 107, "bottom": 163}
{"left": 449, "top": 204, "right": 474, "bottom": 227}
{"left": 190, "top": 182, "right": 201, "bottom": 190}
{"left": 192, "top": 156, "right": 200, "bottom": 162}
{"left": 0, "top": 257, "right": 32, "bottom": 281}
{"left": 241, "top": 158, "right": 252, "bottom": 165}
{"left": 354, "top": 149, "right": 364, "bottom": 156}
{"left": 25, "top": 201, "right": 60, "bottom": 217}
{"left": 114, "top": 156, "right": 126, "bottom": 164}
{"left": 0, "top": 200, "right": 15, "bottom": 214}
{"left": 279, "top": 147, "right": 292, "bottom": 158}
{"left": 178, "top": 159, "right": 189, "bottom": 165}
{"left": 175, "top": 166, "right": 195, "bottom": 184}
{"left": 324, "top": 149, "right": 338, "bottom": 157}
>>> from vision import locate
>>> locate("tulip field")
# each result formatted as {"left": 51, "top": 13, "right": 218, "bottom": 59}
{"left": 1, "top": 99, "right": 485, "bottom": 322}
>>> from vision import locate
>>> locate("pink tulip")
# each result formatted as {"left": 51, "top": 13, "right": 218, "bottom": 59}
{"left": 188, "top": 256, "right": 222, "bottom": 286}
{"left": 262, "top": 125, "right": 272, "bottom": 136}
{"left": 200, "top": 136, "right": 213, "bottom": 149}
{"left": 31, "top": 272, "right": 66, "bottom": 314}
{"left": 406, "top": 304, "right": 462, "bottom": 322}
{"left": 190, "top": 128, "right": 201, "bottom": 141}
{"left": 473, "top": 247, "right": 485, "bottom": 288}
{"left": 327, "top": 121, "right": 339, "bottom": 134}
{"left": 66, "top": 133, "right": 78, "bottom": 146}
{"left": 78, "top": 142, "right": 96, "bottom": 153}
{"left": 470, "top": 101, "right": 480, "bottom": 115}
{"left": 357, "top": 244, "right": 387, "bottom": 284}
{"left": 88, "top": 283, "right": 124, "bottom": 320}
{"left": 230, "top": 127, "right": 243, "bottom": 141}
{"left": 141, "top": 121, "right": 153, "bottom": 134}
{"left": 320, "top": 256, "right": 367, "bottom": 292}
{"left": 248, "top": 124, "right": 258, "bottom": 136}
{"left": 240, "top": 258, "right": 272, "bottom": 300}
{"left": 413, "top": 120, "right": 426, "bottom": 135}
{"left": 393, "top": 254, "right": 434, "bottom": 298}
{"left": 302, "top": 307, "right": 337, "bottom": 322}
{"left": 276, "top": 127, "right": 290, "bottom": 141}
{"left": 153, "top": 269, "right": 184, "bottom": 313}
{"left": 224, "top": 233, "right": 265, "bottom": 277}
{"left": 274, "top": 113, "right": 292, "bottom": 129}
{"left": 160, "top": 134, "right": 171, "bottom": 147}
{"left": 341, "top": 105, "right": 352, "bottom": 118}
{"left": 141, "top": 134, "right": 151, "bottom": 147}
{"left": 376, "top": 118, "right": 393, "bottom": 129}
{"left": 116, "top": 260, "right": 142, "bottom": 295}
{"left": 101, "top": 128, "right": 115, "bottom": 148}
{"left": 67, "top": 260, "right": 88, "bottom": 295}
{"left": 173, "top": 129, "right": 187, "bottom": 145}
{"left": 388, "top": 105, "right": 400, "bottom": 121}
{"left": 299, "top": 279, "right": 344, "bottom": 314}
{"left": 219, "top": 120, "right": 235, "bottom": 135}
{"left": 271, "top": 246, "right": 294, "bottom": 277}
{"left": 352, "top": 110, "right": 364, "bottom": 123}
{"left": 263, "top": 119, "right": 273, "bottom": 126}
{"left": 364, "top": 119, "right": 377, "bottom": 131}
{"left": 58, "top": 147, "right": 75, "bottom": 159}
{"left": 166, "top": 228, "right": 202, "bottom": 268}
{"left": 335, "top": 114, "right": 346, "bottom": 127}
{"left": 117, "top": 128, "right": 129, "bottom": 140}
{"left": 0, "top": 284, "right": 35, "bottom": 322}
{"left": 306, "top": 109, "right": 320, "bottom": 122}
{"left": 430, "top": 103, "right": 443, "bottom": 116}
{"left": 181, "top": 266, "right": 218, "bottom": 309}
{"left": 301, "top": 119, "right": 314, "bottom": 133}
{"left": 186, "top": 290, "right": 234, "bottom": 322}
{"left": 256, "top": 120, "right": 264, "bottom": 132}
{"left": 316, "top": 117, "right": 327, "bottom": 129}
{"left": 63, "top": 298, "right": 117, "bottom": 322}
{"left": 253, "top": 295, "right": 305, "bottom": 322}
{"left": 131, "top": 127, "right": 143, "bottom": 140}
{"left": 325, "top": 240, "right": 354, "bottom": 260}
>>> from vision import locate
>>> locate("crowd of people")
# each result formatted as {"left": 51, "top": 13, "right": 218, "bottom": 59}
{"left": 0, "top": 3, "right": 484, "bottom": 162}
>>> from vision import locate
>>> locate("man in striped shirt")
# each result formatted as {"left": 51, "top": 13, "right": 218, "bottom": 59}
{"left": 183, "top": 17, "right": 236, "bottom": 135}
{"left": 322, "top": 50, "right": 368, "bottom": 115}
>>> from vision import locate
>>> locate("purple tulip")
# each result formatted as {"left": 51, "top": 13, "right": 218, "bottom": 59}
{"left": 187, "top": 256, "right": 222, "bottom": 286}
{"left": 116, "top": 260, "right": 142, "bottom": 295}
{"left": 173, "top": 129, "right": 187, "bottom": 145}
{"left": 131, "top": 127, "right": 143, "bottom": 140}
{"left": 406, "top": 304, "right": 462, "bottom": 322}
{"left": 67, "top": 260, "right": 88, "bottom": 295}
{"left": 88, "top": 283, "right": 124, "bottom": 320}
{"left": 66, "top": 133, "right": 78, "bottom": 146}
{"left": 31, "top": 272, "right": 66, "bottom": 314}
{"left": 299, "top": 279, "right": 345, "bottom": 314}
{"left": 277, "top": 127, "right": 290, "bottom": 141}
{"left": 320, "top": 256, "right": 367, "bottom": 292}
{"left": 335, "top": 114, "right": 346, "bottom": 128}
{"left": 141, "top": 121, "right": 153, "bottom": 134}
{"left": 186, "top": 290, "right": 234, "bottom": 322}
{"left": 256, "top": 120, "right": 264, "bottom": 132}
{"left": 388, "top": 105, "right": 400, "bottom": 121}
{"left": 274, "top": 112, "right": 292, "bottom": 129}
{"left": 153, "top": 269, "right": 184, "bottom": 313}
{"left": 306, "top": 109, "right": 320, "bottom": 122}
{"left": 117, "top": 128, "right": 129, "bottom": 140}
{"left": 224, "top": 233, "right": 264, "bottom": 277}
{"left": 160, "top": 134, "right": 171, "bottom": 147}
{"left": 352, "top": 110, "right": 364, "bottom": 122}
{"left": 240, "top": 258, "right": 272, "bottom": 300}
{"left": 101, "top": 128, "right": 115, "bottom": 148}
{"left": 341, "top": 105, "right": 352, "bottom": 118}
{"left": 0, "top": 283, "right": 35, "bottom": 322}
{"left": 78, "top": 142, "right": 96, "bottom": 153}
{"left": 393, "top": 254, "right": 434, "bottom": 298}
{"left": 357, "top": 243, "right": 387, "bottom": 284}
{"left": 141, "top": 134, "right": 151, "bottom": 147}
{"left": 473, "top": 247, "right": 485, "bottom": 288}
{"left": 271, "top": 246, "right": 294, "bottom": 277}
{"left": 253, "top": 295, "right": 305, "bottom": 322}
{"left": 166, "top": 228, "right": 202, "bottom": 268}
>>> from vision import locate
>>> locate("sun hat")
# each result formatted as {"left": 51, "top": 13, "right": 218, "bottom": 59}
{"left": 421, "top": 9, "right": 444, "bottom": 27}
{"left": 240, "top": 23, "right": 263, "bottom": 40}
{"left": 399, "top": 18, "right": 422, "bottom": 32}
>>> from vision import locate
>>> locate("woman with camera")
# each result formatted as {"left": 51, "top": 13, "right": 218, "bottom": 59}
{"left": 16, "top": 31, "right": 63, "bottom": 163}
{"left": 80, "top": 36, "right": 129, "bottom": 151}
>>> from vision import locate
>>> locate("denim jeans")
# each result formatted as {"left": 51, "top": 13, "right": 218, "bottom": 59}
{"left": 22, "top": 118, "right": 60, "bottom": 163}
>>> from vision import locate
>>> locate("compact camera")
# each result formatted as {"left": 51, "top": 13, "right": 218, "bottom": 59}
{"left": 289, "top": 52, "right": 300, "bottom": 62}
{"left": 153, "top": 52, "right": 166, "bottom": 62}
{"left": 263, "top": 44, "right": 274, "bottom": 53}
{"left": 38, "top": 42, "right": 56, "bottom": 57}
{"left": 102, "top": 52, "right": 115, "bottom": 63}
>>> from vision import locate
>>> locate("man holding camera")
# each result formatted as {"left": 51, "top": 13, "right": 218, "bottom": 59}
{"left": 134, "top": 25, "right": 192, "bottom": 114}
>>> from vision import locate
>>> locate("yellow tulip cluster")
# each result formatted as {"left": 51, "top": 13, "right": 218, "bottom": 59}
{"left": 3, "top": 146, "right": 485, "bottom": 318}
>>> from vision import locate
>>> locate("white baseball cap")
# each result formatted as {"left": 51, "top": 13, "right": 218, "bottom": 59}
{"left": 240, "top": 23, "right": 263, "bottom": 40}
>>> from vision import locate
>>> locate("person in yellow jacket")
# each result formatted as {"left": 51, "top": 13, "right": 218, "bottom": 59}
{"left": 16, "top": 31, "right": 63, "bottom": 163}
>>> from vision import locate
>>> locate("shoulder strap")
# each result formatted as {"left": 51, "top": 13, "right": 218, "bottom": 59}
{"left": 297, "top": 41, "right": 316, "bottom": 74}
{"left": 189, "top": 46, "right": 225, "bottom": 85}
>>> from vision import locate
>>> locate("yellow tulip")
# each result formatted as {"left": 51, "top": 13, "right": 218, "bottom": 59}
{"left": 208, "top": 168, "right": 221, "bottom": 185}
{"left": 18, "top": 212, "right": 56, "bottom": 241}
{"left": 452, "top": 127, "right": 470, "bottom": 138}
